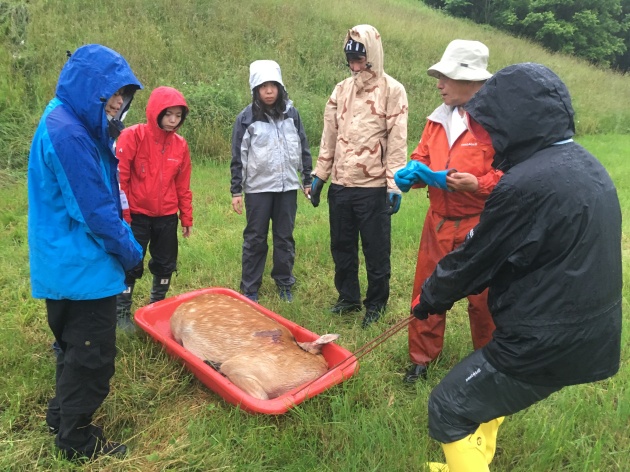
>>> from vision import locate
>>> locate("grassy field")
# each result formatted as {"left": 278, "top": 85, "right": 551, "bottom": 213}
{"left": 0, "top": 135, "right": 628, "bottom": 471}
{"left": 1, "top": 0, "right": 629, "bottom": 470}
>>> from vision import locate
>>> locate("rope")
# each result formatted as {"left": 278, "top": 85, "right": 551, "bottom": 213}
{"left": 292, "top": 315, "right": 414, "bottom": 397}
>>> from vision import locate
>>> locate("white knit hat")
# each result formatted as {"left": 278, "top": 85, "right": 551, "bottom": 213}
{"left": 249, "top": 60, "right": 285, "bottom": 92}
{"left": 428, "top": 40, "right": 492, "bottom": 81}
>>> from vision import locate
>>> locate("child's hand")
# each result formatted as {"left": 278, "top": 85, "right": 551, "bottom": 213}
{"left": 182, "top": 226, "right": 192, "bottom": 238}
{"left": 232, "top": 196, "right": 243, "bottom": 215}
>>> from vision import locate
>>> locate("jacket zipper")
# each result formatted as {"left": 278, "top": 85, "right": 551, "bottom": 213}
{"left": 159, "top": 139, "right": 165, "bottom": 215}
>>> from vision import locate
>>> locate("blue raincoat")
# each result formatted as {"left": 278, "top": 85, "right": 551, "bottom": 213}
{"left": 28, "top": 44, "right": 144, "bottom": 300}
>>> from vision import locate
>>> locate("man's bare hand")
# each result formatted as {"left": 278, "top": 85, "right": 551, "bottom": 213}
{"left": 446, "top": 172, "right": 479, "bottom": 192}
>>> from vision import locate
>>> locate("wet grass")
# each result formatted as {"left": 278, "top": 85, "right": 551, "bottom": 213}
{"left": 0, "top": 136, "right": 628, "bottom": 471}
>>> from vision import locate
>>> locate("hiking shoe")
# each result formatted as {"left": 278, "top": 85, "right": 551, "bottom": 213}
{"left": 60, "top": 440, "right": 127, "bottom": 461}
{"left": 403, "top": 363, "right": 428, "bottom": 383}
{"left": 244, "top": 292, "right": 259, "bottom": 303}
{"left": 361, "top": 307, "right": 383, "bottom": 328}
{"left": 278, "top": 286, "right": 293, "bottom": 302}
{"left": 330, "top": 299, "right": 362, "bottom": 315}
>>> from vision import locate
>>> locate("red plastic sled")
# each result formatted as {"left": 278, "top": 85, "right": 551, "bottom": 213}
{"left": 134, "top": 287, "right": 359, "bottom": 414}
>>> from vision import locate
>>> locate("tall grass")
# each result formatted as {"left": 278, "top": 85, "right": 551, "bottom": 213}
{"left": 0, "top": 135, "right": 628, "bottom": 471}
{"left": 2, "top": 0, "right": 630, "bottom": 172}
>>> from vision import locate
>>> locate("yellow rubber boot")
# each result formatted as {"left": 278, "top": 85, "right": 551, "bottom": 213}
{"left": 427, "top": 462, "right": 449, "bottom": 471}
{"left": 438, "top": 417, "right": 504, "bottom": 472}
{"left": 478, "top": 417, "right": 504, "bottom": 464}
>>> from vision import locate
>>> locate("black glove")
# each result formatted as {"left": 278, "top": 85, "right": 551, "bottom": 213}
{"left": 108, "top": 118, "right": 125, "bottom": 139}
{"left": 411, "top": 294, "right": 430, "bottom": 320}
{"left": 310, "top": 176, "right": 325, "bottom": 207}
{"left": 412, "top": 303, "right": 429, "bottom": 320}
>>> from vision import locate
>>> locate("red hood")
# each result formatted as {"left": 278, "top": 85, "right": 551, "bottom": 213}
{"left": 146, "top": 86, "right": 189, "bottom": 137}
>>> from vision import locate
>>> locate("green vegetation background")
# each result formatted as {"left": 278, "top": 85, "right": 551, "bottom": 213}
{"left": 1, "top": 0, "right": 628, "bottom": 470}
{"left": 2, "top": 0, "right": 630, "bottom": 171}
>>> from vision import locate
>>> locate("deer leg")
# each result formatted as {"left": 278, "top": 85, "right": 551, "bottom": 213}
{"left": 220, "top": 362, "right": 269, "bottom": 400}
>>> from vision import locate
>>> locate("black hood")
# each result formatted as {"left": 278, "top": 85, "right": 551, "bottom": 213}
{"left": 465, "top": 63, "right": 575, "bottom": 170}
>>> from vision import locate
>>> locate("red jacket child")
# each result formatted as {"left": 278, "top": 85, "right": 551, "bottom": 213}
{"left": 118, "top": 86, "right": 193, "bottom": 227}
{"left": 115, "top": 86, "right": 193, "bottom": 331}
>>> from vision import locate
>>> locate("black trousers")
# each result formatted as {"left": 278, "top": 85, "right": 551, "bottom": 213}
{"left": 241, "top": 191, "right": 297, "bottom": 294}
{"left": 428, "top": 349, "right": 562, "bottom": 443}
{"left": 46, "top": 296, "right": 117, "bottom": 452}
{"left": 327, "top": 184, "right": 391, "bottom": 310}
{"left": 125, "top": 213, "right": 179, "bottom": 284}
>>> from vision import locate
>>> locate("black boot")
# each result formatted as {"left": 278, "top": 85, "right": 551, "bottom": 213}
{"left": 403, "top": 363, "right": 428, "bottom": 383}
{"left": 362, "top": 306, "right": 385, "bottom": 328}
{"left": 150, "top": 274, "right": 171, "bottom": 303}
{"left": 116, "top": 283, "right": 136, "bottom": 332}
{"left": 330, "top": 299, "right": 362, "bottom": 315}
{"left": 56, "top": 417, "right": 127, "bottom": 461}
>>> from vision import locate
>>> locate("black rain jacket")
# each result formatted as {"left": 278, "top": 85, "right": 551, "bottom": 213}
{"left": 418, "top": 63, "right": 622, "bottom": 387}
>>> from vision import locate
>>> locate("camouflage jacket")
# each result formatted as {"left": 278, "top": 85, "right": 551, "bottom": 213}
{"left": 313, "top": 25, "right": 408, "bottom": 191}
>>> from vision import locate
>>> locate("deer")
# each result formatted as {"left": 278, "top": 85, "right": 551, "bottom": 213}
{"left": 170, "top": 293, "right": 339, "bottom": 400}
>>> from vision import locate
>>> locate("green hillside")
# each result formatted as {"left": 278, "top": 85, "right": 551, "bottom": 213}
{"left": 2, "top": 0, "right": 630, "bottom": 171}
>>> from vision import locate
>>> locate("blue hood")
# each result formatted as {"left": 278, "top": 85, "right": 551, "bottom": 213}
{"left": 55, "top": 44, "right": 142, "bottom": 148}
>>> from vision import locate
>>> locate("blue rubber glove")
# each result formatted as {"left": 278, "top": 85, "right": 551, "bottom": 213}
{"left": 394, "top": 161, "right": 425, "bottom": 192}
{"left": 394, "top": 171, "right": 416, "bottom": 192}
{"left": 310, "top": 176, "right": 325, "bottom": 207}
{"left": 395, "top": 161, "right": 454, "bottom": 191}
{"left": 387, "top": 192, "right": 402, "bottom": 215}
{"left": 419, "top": 166, "right": 452, "bottom": 190}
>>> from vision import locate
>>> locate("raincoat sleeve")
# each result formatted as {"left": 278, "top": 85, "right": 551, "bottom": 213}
{"left": 116, "top": 127, "right": 139, "bottom": 223}
{"left": 407, "top": 125, "right": 431, "bottom": 189}
{"left": 230, "top": 112, "right": 247, "bottom": 196}
{"left": 294, "top": 109, "right": 313, "bottom": 187}
{"left": 384, "top": 83, "right": 408, "bottom": 192}
{"left": 416, "top": 181, "right": 533, "bottom": 314}
{"left": 476, "top": 168, "right": 503, "bottom": 196}
{"left": 55, "top": 131, "right": 142, "bottom": 272}
{"left": 313, "top": 85, "right": 339, "bottom": 181}
{"left": 176, "top": 140, "right": 193, "bottom": 227}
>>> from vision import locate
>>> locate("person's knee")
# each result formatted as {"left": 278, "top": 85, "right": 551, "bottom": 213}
{"left": 63, "top": 340, "right": 116, "bottom": 373}
{"left": 148, "top": 259, "right": 176, "bottom": 277}
{"left": 427, "top": 390, "right": 448, "bottom": 441}
{"left": 428, "top": 386, "right": 478, "bottom": 443}
{"left": 243, "top": 236, "right": 268, "bottom": 252}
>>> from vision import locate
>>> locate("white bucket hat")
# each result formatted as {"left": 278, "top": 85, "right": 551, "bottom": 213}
{"left": 249, "top": 60, "right": 285, "bottom": 92}
{"left": 427, "top": 40, "right": 492, "bottom": 81}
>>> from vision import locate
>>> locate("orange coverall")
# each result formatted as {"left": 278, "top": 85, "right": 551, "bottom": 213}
{"left": 408, "top": 108, "right": 502, "bottom": 366}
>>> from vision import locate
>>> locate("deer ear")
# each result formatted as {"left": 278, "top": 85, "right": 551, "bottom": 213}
{"left": 296, "top": 340, "right": 318, "bottom": 353}
{"left": 314, "top": 333, "right": 340, "bottom": 345}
